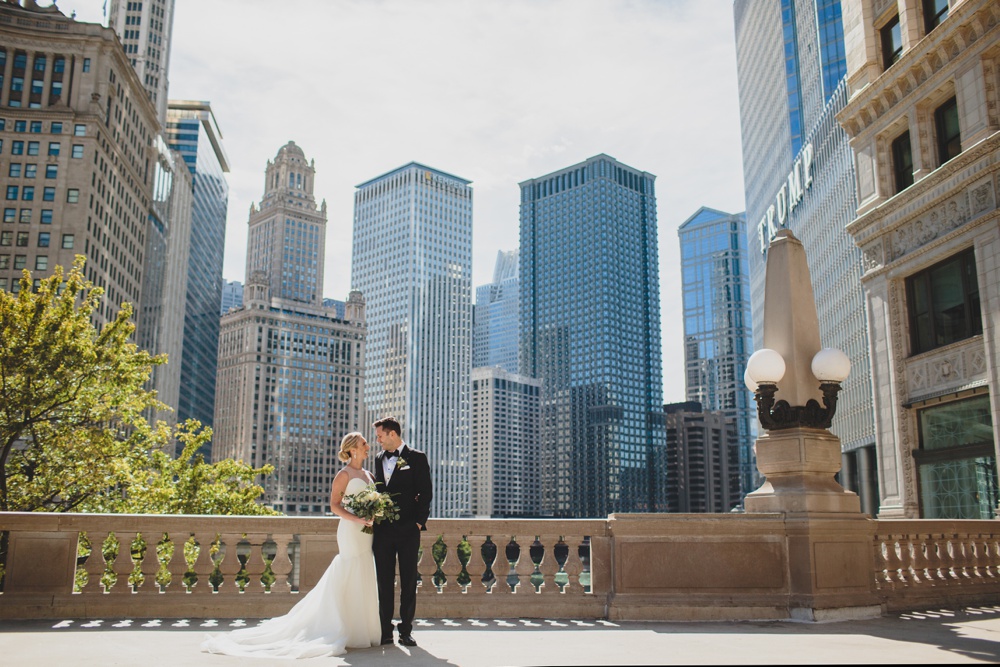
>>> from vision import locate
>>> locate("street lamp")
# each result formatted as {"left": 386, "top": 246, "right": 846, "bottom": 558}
{"left": 745, "top": 347, "right": 850, "bottom": 431}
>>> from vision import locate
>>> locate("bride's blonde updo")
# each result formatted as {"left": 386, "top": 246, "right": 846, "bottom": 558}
{"left": 338, "top": 432, "right": 366, "bottom": 463}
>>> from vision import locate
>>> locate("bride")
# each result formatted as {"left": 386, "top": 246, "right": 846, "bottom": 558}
{"left": 201, "top": 433, "right": 382, "bottom": 659}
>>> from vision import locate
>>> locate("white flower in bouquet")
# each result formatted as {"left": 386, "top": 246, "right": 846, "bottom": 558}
{"left": 343, "top": 483, "right": 400, "bottom": 534}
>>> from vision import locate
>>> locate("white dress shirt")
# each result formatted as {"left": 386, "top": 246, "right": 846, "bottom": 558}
{"left": 382, "top": 442, "right": 407, "bottom": 484}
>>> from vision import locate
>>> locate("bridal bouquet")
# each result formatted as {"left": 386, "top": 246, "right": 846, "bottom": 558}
{"left": 343, "top": 483, "right": 400, "bottom": 534}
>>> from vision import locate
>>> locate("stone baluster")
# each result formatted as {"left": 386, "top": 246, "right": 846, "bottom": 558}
{"left": 537, "top": 537, "right": 561, "bottom": 596}
{"left": 242, "top": 536, "right": 268, "bottom": 594}
{"left": 953, "top": 534, "right": 972, "bottom": 583}
{"left": 217, "top": 533, "right": 244, "bottom": 596}
{"left": 109, "top": 532, "right": 134, "bottom": 595}
{"left": 137, "top": 532, "right": 162, "bottom": 595}
{"left": 911, "top": 534, "right": 931, "bottom": 585}
{"left": 464, "top": 535, "right": 488, "bottom": 599}
{"left": 80, "top": 531, "right": 109, "bottom": 594}
{"left": 884, "top": 537, "right": 906, "bottom": 587}
{"left": 189, "top": 532, "right": 217, "bottom": 595}
{"left": 514, "top": 537, "right": 535, "bottom": 593}
{"left": 899, "top": 535, "right": 918, "bottom": 586}
{"left": 984, "top": 535, "right": 1000, "bottom": 579}
{"left": 164, "top": 533, "right": 190, "bottom": 593}
{"left": 967, "top": 535, "right": 985, "bottom": 583}
{"left": 269, "top": 534, "right": 294, "bottom": 594}
{"left": 562, "top": 536, "right": 584, "bottom": 594}
{"left": 477, "top": 535, "right": 499, "bottom": 595}
{"left": 929, "top": 534, "right": 950, "bottom": 583}
{"left": 440, "top": 534, "right": 464, "bottom": 595}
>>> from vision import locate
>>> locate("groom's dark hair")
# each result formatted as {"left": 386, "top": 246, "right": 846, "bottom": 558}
{"left": 373, "top": 416, "right": 402, "bottom": 435}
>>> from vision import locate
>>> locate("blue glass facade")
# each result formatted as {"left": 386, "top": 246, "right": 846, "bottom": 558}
{"left": 473, "top": 249, "right": 519, "bottom": 373}
{"left": 165, "top": 102, "right": 229, "bottom": 435}
{"left": 678, "top": 207, "right": 755, "bottom": 502}
{"left": 519, "top": 154, "right": 665, "bottom": 518}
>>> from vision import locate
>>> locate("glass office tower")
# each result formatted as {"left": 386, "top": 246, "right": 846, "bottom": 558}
{"left": 678, "top": 207, "right": 755, "bottom": 500}
{"left": 473, "top": 249, "right": 519, "bottom": 373}
{"left": 734, "top": 0, "right": 877, "bottom": 513}
{"left": 165, "top": 101, "right": 229, "bottom": 436}
{"left": 520, "top": 154, "right": 666, "bottom": 518}
{"left": 352, "top": 163, "right": 473, "bottom": 518}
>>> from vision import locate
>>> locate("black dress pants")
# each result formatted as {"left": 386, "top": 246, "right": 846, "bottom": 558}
{"left": 373, "top": 523, "right": 420, "bottom": 639}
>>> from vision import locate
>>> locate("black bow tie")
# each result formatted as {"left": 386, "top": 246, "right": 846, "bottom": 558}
{"left": 384, "top": 449, "right": 400, "bottom": 459}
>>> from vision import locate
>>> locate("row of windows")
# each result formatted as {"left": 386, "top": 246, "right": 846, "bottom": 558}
{"left": 880, "top": 0, "right": 949, "bottom": 69}
{"left": 0, "top": 120, "right": 86, "bottom": 136}
{"left": 890, "top": 95, "right": 961, "bottom": 194}
{"left": 0, "top": 254, "right": 49, "bottom": 270}
{"left": 2, "top": 208, "right": 54, "bottom": 224}
{"left": 4, "top": 187, "right": 79, "bottom": 202}
{"left": 0, "top": 231, "right": 71, "bottom": 247}
{"left": 0, "top": 140, "right": 76, "bottom": 156}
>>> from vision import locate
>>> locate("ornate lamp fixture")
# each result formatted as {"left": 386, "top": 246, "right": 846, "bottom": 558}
{"left": 744, "top": 347, "right": 850, "bottom": 431}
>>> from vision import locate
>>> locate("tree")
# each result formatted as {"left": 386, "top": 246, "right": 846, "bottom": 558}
{"left": 0, "top": 258, "right": 275, "bottom": 515}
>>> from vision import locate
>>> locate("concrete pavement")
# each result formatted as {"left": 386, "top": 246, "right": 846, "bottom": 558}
{"left": 3, "top": 606, "right": 1000, "bottom": 665}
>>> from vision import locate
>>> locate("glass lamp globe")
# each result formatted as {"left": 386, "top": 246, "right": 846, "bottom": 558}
{"left": 746, "top": 348, "right": 786, "bottom": 385}
{"left": 744, "top": 367, "right": 757, "bottom": 392}
{"left": 811, "top": 347, "right": 851, "bottom": 383}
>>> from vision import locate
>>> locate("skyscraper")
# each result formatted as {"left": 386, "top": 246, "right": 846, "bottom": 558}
{"left": 0, "top": 3, "right": 157, "bottom": 329}
{"left": 470, "top": 366, "right": 541, "bottom": 518}
{"left": 352, "top": 163, "right": 473, "bottom": 518}
{"left": 664, "top": 402, "right": 741, "bottom": 513}
{"left": 734, "top": 0, "right": 877, "bottom": 513}
{"left": 107, "top": 0, "right": 175, "bottom": 127}
{"left": 165, "top": 100, "right": 229, "bottom": 434}
{"left": 220, "top": 279, "right": 243, "bottom": 315}
{"left": 213, "top": 142, "right": 366, "bottom": 515}
{"left": 677, "top": 207, "right": 755, "bottom": 499}
{"left": 473, "top": 249, "right": 519, "bottom": 373}
{"left": 519, "top": 154, "right": 666, "bottom": 517}
{"left": 838, "top": 0, "right": 999, "bottom": 519}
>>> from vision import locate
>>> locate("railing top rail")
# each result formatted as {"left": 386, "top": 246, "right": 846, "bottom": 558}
{"left": 874, "top": 519, "right": 1000, "bottom": 535}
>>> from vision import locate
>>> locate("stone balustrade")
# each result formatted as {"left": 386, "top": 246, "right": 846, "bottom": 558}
{"left": 3, "top": 512, "right": 1000, "bottom": 621}
{"left": 874, "top": 520, "right": 1000, "bottom": 611}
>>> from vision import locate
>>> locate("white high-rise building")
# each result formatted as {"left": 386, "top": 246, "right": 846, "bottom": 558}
{"left": 473, "top": 249, "right": 519, "bottom": 373}
{"left": 107, "top": 0, "right": 175, "bottom": 127}
{"left": 352, "top": 163, "right": 473, "bottom": 518}
{"left": 220, "top": 280, "right": 243, "bottom": 315}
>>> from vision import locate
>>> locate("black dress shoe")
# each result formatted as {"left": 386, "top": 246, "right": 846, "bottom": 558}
{"left": 380, "top": 637, "right": 394, "bottom": 645}
{"left": 398, "top": 634, "right": 417, "bottom": 647}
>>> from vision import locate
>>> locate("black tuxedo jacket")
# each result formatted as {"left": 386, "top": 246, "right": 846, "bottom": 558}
{"left": 374, "top": 445, "right": 432, "bottom": 531}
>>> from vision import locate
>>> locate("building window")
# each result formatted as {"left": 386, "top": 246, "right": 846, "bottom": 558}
{"left": 47, "top": 142, "right": 60, "bottom": 156}
{"left": 71, "top": 144, "right": 84, "bottom": 158}
{"left": 14, "top": 120, "right": 25, "bottom": 132}
{"left": 923, "top": 0, "right": 949, "bottom": 33}
{"left": 37, "top": 232, "right": 49, "bottom": 247}
{"left": 40, "top": 209, "right": 52, "bottom": 224}
{"left": 891, "top": 130, "right": 914, "bottom": 193}
{"left": 8, "top": 164, "right": 21, "bottom": 178}
{"left": 3, "top": 208, "right": 14, "bottom": 223}
{"left": 19, "top": 209, "right": 30, "bottom": 223}
{"left": 11, "top": 141, "right": 23, "bottom": 155}
{"left": 916, "top": 395, "right": 997, "bottom": 519}
{"left": 45, "top": 164, "right": 57, "bottom": 179}
{"left": 82, "top": 58, "right": 91, "bottom": 72}
{"left": 6, "top": 186, "right": 17, "bottom": 200}
{"left": 13, "top": 254, "right": 26, "bottom": 270}
{"left": 35, "top": 255, "right": 47, "bottom": 271}
{"left": 74, "top": 124, "right": 86, "bottom": 136}
{"left": 24, "top": 164, "right": 36, "bottom": 178}
{"left": 0, "top": 255, "right": 7, "bottom": 269}
{"left": 907, "top": 248, "right": 982, "bottom": 355}
{"left": 0, "top": 231, "right": 11, "bottom": 246}
{"left": 21, "top": 186, "right": 33, "bottom": 201}
{"left": 42, "top": 187, "right": 55, "bottom": 201}
{"left": 881, "top": 15, "right": 903, "bottom": 69}
{"left": 26, "top": 141, "right": 39, "bottom": 156}
{"left": 66, "top": 188, "right": 79, "bottom": 203}
{"left": 935, "top": 96, "right": 961, "bottom": 165}
{"left": 16, "top": 231, "right": 28, "bottom": 247}
{"left": 29, "top": 120, "right": 41, "bottom": 133}
{"left": 51, "top": 122, "right": 63, "bottom": 134}
{"left": 61, "top": 234, "right": 74, "bottom": 249}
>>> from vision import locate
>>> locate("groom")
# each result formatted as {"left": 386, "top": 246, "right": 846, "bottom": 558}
{"left": 372, "top": 416, "right": 432, "bottom": 648}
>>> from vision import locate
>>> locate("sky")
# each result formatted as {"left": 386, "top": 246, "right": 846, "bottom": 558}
{"left": 64, "top": 0, "right": 748, "bottom": 404}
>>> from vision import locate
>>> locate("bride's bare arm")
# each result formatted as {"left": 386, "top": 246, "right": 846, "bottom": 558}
{"left": 329, "top": 471, "right": 371, "bottom": 526}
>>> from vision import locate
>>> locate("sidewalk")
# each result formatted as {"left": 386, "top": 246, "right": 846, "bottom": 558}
{"left": 3, "top": 606, "right": 1000, "bottom": 666}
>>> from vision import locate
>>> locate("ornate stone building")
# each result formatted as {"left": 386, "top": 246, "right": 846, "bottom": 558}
{"left": 213, "top": 143, "right": 366, "bottom": 515}
{"left": 838, "top": 0, "right": 1000, "bottom": 518}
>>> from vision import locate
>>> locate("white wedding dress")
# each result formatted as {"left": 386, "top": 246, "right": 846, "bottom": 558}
{"left": 201, "top": 477, "right": 382, "bottom": 659}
